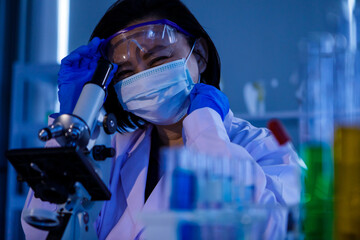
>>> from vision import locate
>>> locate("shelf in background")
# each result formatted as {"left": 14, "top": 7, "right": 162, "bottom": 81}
{"left": 234, "top": 110, "right": 300, "bottom": 121}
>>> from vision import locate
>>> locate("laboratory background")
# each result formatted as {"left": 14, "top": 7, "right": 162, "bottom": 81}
{"left": 1, "top": 0, "right": 359, "bottom": 239}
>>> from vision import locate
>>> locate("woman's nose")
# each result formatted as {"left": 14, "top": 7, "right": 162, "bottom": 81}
{"left": 134, "top": 62, "right": 148, "bottom": 74}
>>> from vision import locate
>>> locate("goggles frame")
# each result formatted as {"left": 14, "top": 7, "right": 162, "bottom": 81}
{"left": 99, "top": 19, "right": 195, "bottom": 58}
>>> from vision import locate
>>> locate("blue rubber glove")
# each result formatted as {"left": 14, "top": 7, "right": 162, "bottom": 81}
{"left": 188, "top": 83, "right": 230, "bottom": 120}
{"left": 57, "top": 37, "right": 118, "bottom": 114}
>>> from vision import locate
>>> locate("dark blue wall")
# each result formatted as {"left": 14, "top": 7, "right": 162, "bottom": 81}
{"left": 68, "top": 0, "right": 115, "bottom": 52}
{"left": 182, "top": 0, "right": 337, "bottom": 113}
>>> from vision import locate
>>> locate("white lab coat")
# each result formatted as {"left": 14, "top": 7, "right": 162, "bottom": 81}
{"left": 22, "top": 108, "right": 301, "bottom": 240}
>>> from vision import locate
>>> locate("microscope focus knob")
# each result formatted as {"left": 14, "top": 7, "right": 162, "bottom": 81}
{"left": 92, "top": 145, "right": 115, "bottom": 161}
{"left": 103, "top": 113, "right": 117, "bottom": 134}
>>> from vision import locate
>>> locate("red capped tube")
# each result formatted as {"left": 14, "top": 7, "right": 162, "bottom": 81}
{"left": 267, "top": 119, "right": 290, "bottom": 145}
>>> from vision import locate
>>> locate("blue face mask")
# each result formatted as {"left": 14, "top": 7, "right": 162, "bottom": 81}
{"left": 114, "top": 44, "right": 196, "bottom": 125}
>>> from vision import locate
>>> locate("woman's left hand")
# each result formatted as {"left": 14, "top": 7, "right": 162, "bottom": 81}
{"left": 188, "top": 83, "right": 230, "bottom": 120}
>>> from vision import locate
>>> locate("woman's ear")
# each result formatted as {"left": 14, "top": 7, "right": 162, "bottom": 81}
{"left": 194, "top": 38, "right": 208, "bottom": 74}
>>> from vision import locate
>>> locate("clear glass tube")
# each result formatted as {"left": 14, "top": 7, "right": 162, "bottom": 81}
{"left": 333, "top": 6, "right": 360, "bottom": 237}
{"left": 299, "top": 32, "right": 335, "bottom": 240}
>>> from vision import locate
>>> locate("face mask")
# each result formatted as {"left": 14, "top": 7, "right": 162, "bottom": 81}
{"left": 114, "top": 44, "right": 196, "bottom": 125}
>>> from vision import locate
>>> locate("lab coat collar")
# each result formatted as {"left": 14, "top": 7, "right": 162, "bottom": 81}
{"left": 118, "top": 124, "right": 154, "bottom": 232}
{"left": 127, "top": 125, "right": 153, "bottom": 155}
{"left": 98, "top": 125, "right": 152, "bottom": 239}
{"left": 117, "top": 123, "right": 174, "bottom": 238}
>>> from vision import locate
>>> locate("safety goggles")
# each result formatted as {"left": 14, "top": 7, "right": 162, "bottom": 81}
{"left": 99, "top": 19, "right": 195, "bottom": 64}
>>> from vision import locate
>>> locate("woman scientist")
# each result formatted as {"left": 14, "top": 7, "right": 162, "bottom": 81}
{"left": 22, "top": 0, "right": 301, "bottom": 239}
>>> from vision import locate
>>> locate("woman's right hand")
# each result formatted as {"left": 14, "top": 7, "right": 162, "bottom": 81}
{"left": 57, "top": 37, "right": 117, "bottom": 114}
{"left": 188, "top": 83, "right": 230, "bottom": 121}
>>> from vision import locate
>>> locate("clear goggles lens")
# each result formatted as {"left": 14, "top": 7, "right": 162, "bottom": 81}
{"left": 100, "top": 19, "right": 194, "bottom": 64}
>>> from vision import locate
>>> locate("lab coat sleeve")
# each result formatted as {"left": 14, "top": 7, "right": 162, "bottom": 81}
{"left": 22, "top": 187, "right": 57, "bottom": 240}
{"left": 183, "top": 108, "right": 301, "bottom": 238}
{"left": 183, "top": 108, "right": 300, "bottom": 204}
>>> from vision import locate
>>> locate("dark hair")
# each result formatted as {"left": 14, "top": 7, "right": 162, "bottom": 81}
{"left": 90, "top": 0, "right": 221, "bottom": 132}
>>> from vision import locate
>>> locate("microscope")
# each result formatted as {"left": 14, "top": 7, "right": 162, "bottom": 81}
{"left": 6, "top": 58, "right": 117, "bottom": 239}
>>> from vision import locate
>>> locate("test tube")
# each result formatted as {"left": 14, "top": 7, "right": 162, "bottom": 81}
{"left": 232, "top": 159, "right": 254, "bottom": 208}
{"left": 205, "top": 155, "right": 224, "bottom": 209}
{"left": 333, "top": 19, "right": 360, "bottom": 240}
{"left": 161, "top": 147, "right": 197, "bottom": 211}
{"left": 299, "top": 32, "right": 335, "bottom": 240}
{"left": 221, "top": 157, "right": 233, "bottom": 206}
{"left": 193, "top": 151, "right": 207, "bottom": 209}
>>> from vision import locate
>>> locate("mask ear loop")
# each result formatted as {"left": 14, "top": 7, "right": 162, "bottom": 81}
{"left": 185, "top": 39, "right": 202, "bottom": 83}
{"left": 185, "top": 39, "right": 198, "bottom": 63}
